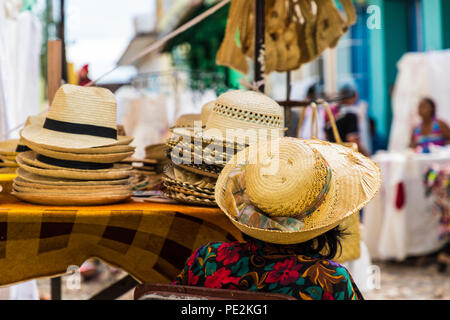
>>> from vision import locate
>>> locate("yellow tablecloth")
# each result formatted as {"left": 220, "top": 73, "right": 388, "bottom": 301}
{"left": 0, "top": 195, "right": 243, "bottom": 286}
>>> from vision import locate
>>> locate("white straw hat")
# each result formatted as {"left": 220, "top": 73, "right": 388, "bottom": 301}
{"left": 16, "top": 168, "right": 131, "bottom": 186}
{"left": 21, "top": 84, "right": 133, "bottom": 150}
{"left": 215, "top": 137, "right": 381, "bottom": 244}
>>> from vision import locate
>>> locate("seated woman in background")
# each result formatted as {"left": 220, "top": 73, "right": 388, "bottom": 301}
{"left": 410, "top": 98, "right": 450, "bottom": 153}
{"left": 174, "top": 138, "right": 381, "bottom": 300}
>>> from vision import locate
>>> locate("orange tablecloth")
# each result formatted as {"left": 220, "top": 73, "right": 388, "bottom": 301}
{"left": 0, "top": 195, "right": 242, "bottom": 286}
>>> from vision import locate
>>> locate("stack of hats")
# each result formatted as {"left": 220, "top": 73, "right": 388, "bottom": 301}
{"left": 13, "top": 84, "right": 135, "bottom": 206}
{"left": 163, "top": 90, "right": 285, "bottom": 206}
{"left": 0, "top": 140, "right": 21, "bottom": 173}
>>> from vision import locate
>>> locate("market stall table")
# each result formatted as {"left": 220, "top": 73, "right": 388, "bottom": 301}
{"left": 0, "top": 194, "right": 242, "bottom": 299}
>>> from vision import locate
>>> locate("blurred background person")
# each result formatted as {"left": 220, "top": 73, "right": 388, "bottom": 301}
{"left": 325, "top": 84, "right": 370, "bottom": 156}
{"left": 410, "top": 97, "right": 450, "bottom": 153}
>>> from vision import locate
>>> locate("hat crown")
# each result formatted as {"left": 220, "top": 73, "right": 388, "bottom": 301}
{"left": 245, "top": 138, "right": 330, "bottom": 218}
{"left": 205, "top": 90, "right": 284, "bottom": 138}
{"left": 200, "top": 101, "right": 215, "bottom": 124}
{"left": 47, "top": 84, "right": 117, "bottom": 129}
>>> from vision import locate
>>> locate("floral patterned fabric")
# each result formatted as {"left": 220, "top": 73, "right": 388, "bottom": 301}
{"left": 173, "top": 239, "right": 364, "bottom": 300}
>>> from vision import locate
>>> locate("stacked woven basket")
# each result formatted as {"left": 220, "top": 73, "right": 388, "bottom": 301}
{"left": 163, "top": 90, "right": 285, "bottom": 207}
{"left": 12, "top": 84, "right": 136, "bottom": 206}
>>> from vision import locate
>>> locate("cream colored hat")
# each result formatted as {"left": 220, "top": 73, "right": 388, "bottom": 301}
{"left": 201, "top": 90, "right": 285, "bottom": 145}
{"left": 200, "top": 100, "right": 215, "bottom": 124}
{"left": 22, "top": 139, "right": 135, "bottom": 163}
{"left": 215, "top": 137, "right": 381, "bottom": 244}
{"left": 21, "top": 84, "right": 133, "bottom": 150}
{"left": 16, "top": 168, "right": 131, "bottom": 186}
{"left": 0, "top": 139, "right": 20, "bottom": 156}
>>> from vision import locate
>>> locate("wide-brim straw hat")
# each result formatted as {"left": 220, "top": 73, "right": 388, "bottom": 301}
{"left": 16, "top": 168, "right": 131, "bottom": 186}
{"left": 163, "top": 190, "right": 217, "bottom": 207}
{"left": 21, "top": 84, "right": 133, "bottom": 150}
{"left": 16, "top": 156, "right": 132, "bottom": 181}
{"left": 199, "top": 90, "right": 285, "bottom": 146}
{"left": 0, "top": 139, "right": 20, "bottom": 156}
{"left": 215, "top": 137, "right": 381, "bottom": 244}
{"left": 13, "top": 176, "right": 131, "bottom": 191}
{"left": 145, "top": 143, "right": 168, "bottom": 161}
{"left": 163, "top": 165, "right": 215, "bottom": 194}
{"left": 12, "top": 190, "right": 132, "bottom": 206}
{"left": 22, "top": 140, "right": 134, "bottom": 163}
{"left": 18, "top": 151, "right": 131, "bottom": 172}
{"left": 170, "top": 113, "right": 202, "bottom": 130}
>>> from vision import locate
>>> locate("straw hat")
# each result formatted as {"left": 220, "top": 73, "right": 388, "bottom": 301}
{"left": 16, "top": 168, "right": 131, "bottom": 186}
{"left": 21, "top": 84, "right": 133, "bottom": 150}
{"left": 145, "top": 143, "right": 168, "bottom": 161}
{"left": 18, "top": 151, "right": 131, "bottom": 172}
{"left": 12, "top": 190, "right": 132, "bottom": 206}
{"left": 0, "top": 139, "right": 20, "bottom": 156}
{"left": 16, "top": 154, "right": 132, "bottom": 181}
{"left": 200, "top": 100, "right": 215, "bottom": 124}
{"left": 163, "top": 190, "right": 217, "bottom": 207}
{"left": 215, "top": 137, "right": 381, "bottom": 244}
{"left": 22, "top": 141, "right": 134, "bottom": 163}
{"left": 163, "top": 165, "right": 215, "bottom": 194}
{"left": 201, "top": 90, "right": 285, "bottom": 145}
{"left": 171, "top": 113, "right": 202, "bottom": 130}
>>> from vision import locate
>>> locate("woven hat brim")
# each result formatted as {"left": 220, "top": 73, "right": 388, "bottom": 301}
{"left": 174, "top": 163, "right": 220, "bottom": 179}
{"left": 0, "top": 161, "right": 19, "bottom": 168}
{"left": 163, "top": 165, "right": 215, "bottom": 193}
{"left": 163, "top": 181, "right": 215, "bottom": 199}
{"left": 13, "top": 182, "right": 131, "bottom": 194}
{"left": 21, "top": 124, "right": 133, "bottom": 150}
{"left": 24, "top": 143, "right": 134, "bottom": 163}
{"left": 167, "top": 139, "right": 234, "bottom": 165}
{"left": 18, "top": 151, "right": 132, "bottom": 172}
{"left": 14, "top": 177, "right": 132, "bottom": 191}
{"left": 0, "top": 155, "right": 17, "bottom": 161}
{"left": 16, "top": 168, "right": 130, "bottom": 186}
{"left": 163, "top": 190, "right": 217, "bottom": 207}
{"left": 215, "top": 140, "right": 381, "bottom": 244}
{"left": 12, "top": 190, "right": 132, "bottom": 206}
{"left": 0, "top": 167, "right": 17, "bottom": 174}
{"left": 0, "top": 139, "right": 20, "bottom": 155}
{"left": 171, "top": 128, "right": 246, "bottom": 150}
{"left": 22, "top": 135, "right": 135, "bottom": 154}
{"left": 17, "top": 158, "right": 132, "bottom": 181}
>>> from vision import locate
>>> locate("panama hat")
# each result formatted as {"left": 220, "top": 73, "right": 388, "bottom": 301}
{"left": 200, "top": 90, "right": 285, "bottom": 146}
{"left": 21, "top": 84, "right": 133, "bottom": 150}
{"left": 22, "top": 141, "right": 135, "bottom": 164}
{"left": 163, "top": 165, "right": 215, "bottom": 194}
{"left": 200, "top": 100, "right": 215, "bottom": 124}
{"left": 18, "top": 151, "right": 131, "bottom": 172}
{"left": 0, "top": 139, "right": 20, "bottom": 156}
{"left": 16, "top": 155, "right": 132, "bottom": 181}
{"left": 145, "top": 143, "right": 168, "bottom": 161}
{"left": 215, "top": 137, "right": 381, "bottom": 244}
{"left": 16, "top": 168, "right": 130, "bottom": 186}
{"left": 163, "top": 189, "right": 217, "bottom": 207}
{"left": 12, "top": 190, "right": 132, "bottom": 206}
{"left": 170, "top": 113, "right": 202, "bottom": 130}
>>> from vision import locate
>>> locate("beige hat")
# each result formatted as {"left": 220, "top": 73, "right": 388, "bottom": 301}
{"left": 200, "top": 100, "right": 215, "bottom": 124}
{"left": 201, "top": 90, "right": 285, "bottom": 145}
{"left": 16, "top": 154, "right": 132, "bottom": 181}
{"left": 163, "top": 190, "right": 217, "bottom": 207}
{"left": 163, "top": 165, "right": 215, "bottom": 194}
{"left": 22, "top": 140, "right": 134, "bottom": 163}
{"left": 21, "top": 84, "right": 133, "bottom": 150}
{"left": 0, "top": 139, "right": 20, "bottom": 156}
{"left": 145, "top": 143, "right": 168, "bottom": 161}
{"left": 215, "top": 137, "right": 381, "bottom": 244}
{"left": 16, "top": 167, "right": 130, "bottom": 186}
{"left": 171, "top": 113, "right": 202, "bottom": 130}
{"left": 12, "top": 190, "right": 132, "bottom": 206}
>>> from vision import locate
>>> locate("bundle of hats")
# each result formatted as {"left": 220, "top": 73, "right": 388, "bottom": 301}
{"left": 0, "top": 140, "right": 21, "bottom": 174}
{"left": 13, "top": 84, "right": 136, "bottom": 206}
{"left": 164, "top": 90, "right": 285, "bottom": 206}
{"left": 217, "top": 0, "right": 356, "bottom": 74}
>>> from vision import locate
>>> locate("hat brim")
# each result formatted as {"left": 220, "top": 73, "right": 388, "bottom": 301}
{"left": 14, "top": 176, "right": 132, "bottom": 191}
{"left": 24, "top": 142, "right": 134, "bottom": 163}
{"left": 16, "top": 167, "right": 131, "bottom": 186}
{"left": 0, "top": 139, "right": 20, "bottom": 155}
{"left": 12, "top": 190, "right": 132, "bottom": 206}
{"left": 215, "top": 139, "right": 381, "bottom": 244}
{"left": 163, "top": 190, "right": 217, "bottom": 207}
{"left": 18, "top": 151, "right": 132, "bottom": 172}
{"left": 21, "top": 124, "right": 133, "bottom": 150}
{"left": 17, "top": 157, "right": 132, "bottom": 181}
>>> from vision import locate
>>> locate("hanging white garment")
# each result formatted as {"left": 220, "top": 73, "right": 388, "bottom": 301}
{"left": 0, "top": 3, "right": 41, "bottom": 139}
{"left": 389, "top": 50, "right": 450, "bottom": 152}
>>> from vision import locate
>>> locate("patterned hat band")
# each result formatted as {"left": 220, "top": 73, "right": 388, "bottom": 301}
{"left": 225, "top": 160, "right": 333, "bottom": 232}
